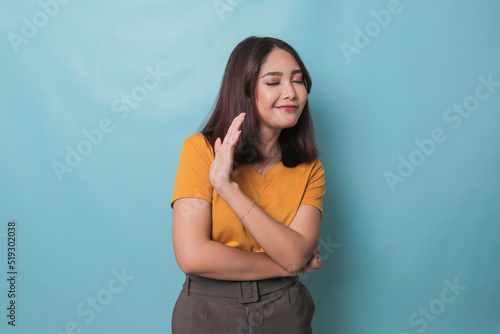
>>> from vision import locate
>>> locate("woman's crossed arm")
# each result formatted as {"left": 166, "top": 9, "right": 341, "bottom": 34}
{"left": 172, "top": 197, "right": 321, "bottom": 281}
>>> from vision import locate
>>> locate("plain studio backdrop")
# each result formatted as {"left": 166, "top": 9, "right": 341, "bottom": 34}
{"left": 1, "top": 1, "right": 499, "bottom": 333}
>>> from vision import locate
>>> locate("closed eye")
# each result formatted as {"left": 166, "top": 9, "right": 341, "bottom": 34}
{"left": 265, "top": 81, "right": 304, "bottom": 86}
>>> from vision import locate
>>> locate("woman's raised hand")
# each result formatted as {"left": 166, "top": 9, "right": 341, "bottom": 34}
{"left": 209, "top": 113, "right": 246, "bottom": 196}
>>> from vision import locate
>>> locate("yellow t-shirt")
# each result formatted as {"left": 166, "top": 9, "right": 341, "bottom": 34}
{"left": 170, "top": 133, "right": 325, "bottom": 253}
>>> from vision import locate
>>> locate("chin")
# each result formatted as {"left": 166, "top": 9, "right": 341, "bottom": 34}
{"left": 283, "top": 115, "right": 301, "bottom": 127}
{"left": 279, "top": 120, "right": 299, "bottom": 130}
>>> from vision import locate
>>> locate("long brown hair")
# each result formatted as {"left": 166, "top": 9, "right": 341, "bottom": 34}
{"left": 199, "top": 36, "right": 318, "bottom": 168}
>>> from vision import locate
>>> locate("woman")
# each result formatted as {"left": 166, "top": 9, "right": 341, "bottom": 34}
{"left": 170, "top": 36, "right": 325, "bottom": 333}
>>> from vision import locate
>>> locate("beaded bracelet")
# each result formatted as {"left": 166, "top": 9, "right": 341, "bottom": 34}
{"left": 238, "top": 200, "right": 255, "bottom": 220}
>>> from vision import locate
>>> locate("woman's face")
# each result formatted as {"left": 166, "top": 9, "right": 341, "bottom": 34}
{"left": 254, "top": 48, "right": 308, "bottom": 134}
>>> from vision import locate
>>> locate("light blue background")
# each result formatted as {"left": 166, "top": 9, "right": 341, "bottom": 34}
{"left": 1, "top": 0, "right": 499, "bottom": 333}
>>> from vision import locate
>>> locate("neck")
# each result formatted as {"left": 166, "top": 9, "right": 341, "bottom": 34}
{"left": 257, "top": 128, "right": 281, "bottom": 159}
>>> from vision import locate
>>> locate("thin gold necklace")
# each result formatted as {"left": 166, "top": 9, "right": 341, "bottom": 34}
{"left": 255, "top": 148, "right": 280, "bottom": 175}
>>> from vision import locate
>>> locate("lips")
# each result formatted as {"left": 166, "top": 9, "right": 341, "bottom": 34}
{"left": 275, "top": 105, "right": 298, "bottom": 112}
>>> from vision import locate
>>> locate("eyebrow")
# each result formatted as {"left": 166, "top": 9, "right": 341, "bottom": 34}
{"left": 261, "top": 69, "right": 302, "bottom": 78}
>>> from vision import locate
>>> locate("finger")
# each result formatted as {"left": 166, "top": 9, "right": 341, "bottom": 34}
{"left": 224, "top": 113, "right": 245, "bottom": 147}
{"left": 214, "top": 137, "right": 221, "bottom": 153}
{"left": 217, "top": 114, "right": 245, "bottom": 167}
{"left": 224, "top": 130, "right": 240, "bottom": 163}
{"left": 224, "top": 115, "right": 240, "bottom": 144}
{"left": 230, "top": 114, "right": 245, "bottom": 145}
{"left": 311, "top": 258, "right": 322, "bottom": 271}
{"left": 232, "top": 130, "right": 242, "bottom": 146}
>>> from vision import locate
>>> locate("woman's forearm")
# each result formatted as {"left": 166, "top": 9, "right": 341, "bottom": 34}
{"left": 177, "top": 239, "right": 293, "bottom": 281}
{"left": 216, "top": 182, "right": 317, "bottom": 273}
{"left": 173, "top": 197, "right": 302, "bottom": 281}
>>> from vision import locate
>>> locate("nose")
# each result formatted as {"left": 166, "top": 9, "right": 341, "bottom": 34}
{"left": 282, "top": 81, "right": 297, "bottom": 100}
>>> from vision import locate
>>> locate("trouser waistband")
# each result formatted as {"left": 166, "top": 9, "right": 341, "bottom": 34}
{"left": 183, "top": 274, "right": 299, "bottom": 304}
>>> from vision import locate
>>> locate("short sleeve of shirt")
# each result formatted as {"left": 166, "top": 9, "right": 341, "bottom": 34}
{"left": 170, "top": 134, "right": 214, "bottom": 208}
{"left": 300, "top": 160, "right": 325, "bottom": 215}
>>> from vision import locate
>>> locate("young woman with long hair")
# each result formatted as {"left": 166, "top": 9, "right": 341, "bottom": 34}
{"left": 170, "top": 36, "right": 325, "bottom": 333}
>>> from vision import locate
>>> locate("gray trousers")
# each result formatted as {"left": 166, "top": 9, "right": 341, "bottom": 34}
{"left": 172, "top": 274, "right": 315, "bottom": 334}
